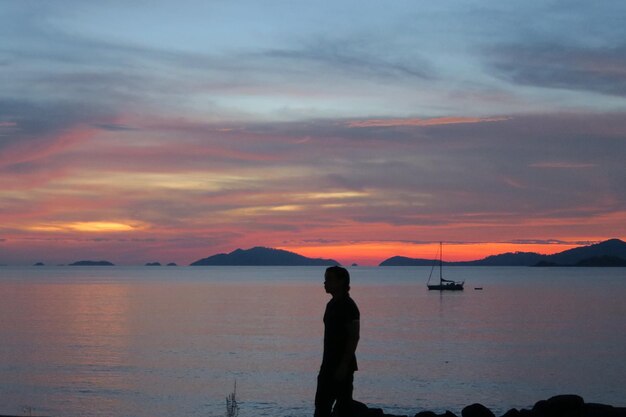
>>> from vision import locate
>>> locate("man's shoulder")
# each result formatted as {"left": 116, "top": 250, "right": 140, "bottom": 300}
{"left": 345, "top": 295, "right": 359, "bottom": 308}
{"left": 344, "top": 295, "right": 360, "bottom": 318}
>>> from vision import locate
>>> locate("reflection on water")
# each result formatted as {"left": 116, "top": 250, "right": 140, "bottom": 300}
{"left": 0, "top": 281, "right": 134, "bottom": 416}
{"left": 0, "top": 266, "right": 625, "bottom": 416}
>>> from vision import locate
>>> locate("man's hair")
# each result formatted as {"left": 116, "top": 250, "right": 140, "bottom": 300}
{"left": 326, "top": 265, "right": 350, "bottom": 291}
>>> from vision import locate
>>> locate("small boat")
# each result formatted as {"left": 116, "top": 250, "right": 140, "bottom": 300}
{"left": 427, "top": 242, "right": 464, "bottom": 291}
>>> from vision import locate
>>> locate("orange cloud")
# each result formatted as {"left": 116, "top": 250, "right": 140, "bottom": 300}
{"left": 347, "top": 116, "right": 510, "bottom": 128}
{"left": 25, "top": 221, "right": 143, "bottom": 233}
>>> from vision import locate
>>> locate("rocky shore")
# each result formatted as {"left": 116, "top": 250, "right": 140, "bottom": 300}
{"left": 347, "top": 395, "right": 626, "bottom": 417}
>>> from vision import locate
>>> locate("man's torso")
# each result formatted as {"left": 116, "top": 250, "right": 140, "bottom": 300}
{"left": 322, "top": 295, "right": 360, "bottom": 371}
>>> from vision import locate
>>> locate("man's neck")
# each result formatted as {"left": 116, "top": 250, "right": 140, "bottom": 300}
{"left": 331, "top": 290, "right": 348, "bottom": 300}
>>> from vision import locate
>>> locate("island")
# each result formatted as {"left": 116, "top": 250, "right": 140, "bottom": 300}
{"left": 166, "top": 262, "right": 178, "bottom": 266}
{"left": 190, "top": 247, "right": 339, "bottom": 266}
{"left": 33, "top": 262, "right": 45, "bottom": 266}
{"left": 69, "top": 260, "right": 115, "bottom": 266}
{"left": 380, "top": 238, "right": 626, "bottom": 267}
{"left": 145, "top": 262, "right": 161, "bottom": 266}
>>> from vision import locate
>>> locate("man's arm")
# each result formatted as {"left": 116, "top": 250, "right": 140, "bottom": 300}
{"left": 334, "top": 319, "right": 360, "bottom": 380}
{"left": 344, "top": 319, "right": 360, "bottom": 358}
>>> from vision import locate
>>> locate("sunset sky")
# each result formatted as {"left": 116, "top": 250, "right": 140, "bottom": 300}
{"left": 1, "top": 1, "right": 625, "bottom": 265}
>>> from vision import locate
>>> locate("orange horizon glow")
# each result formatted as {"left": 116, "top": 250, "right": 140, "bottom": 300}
{"left": 279, "top": 241, "right": 588, "bottom": 266}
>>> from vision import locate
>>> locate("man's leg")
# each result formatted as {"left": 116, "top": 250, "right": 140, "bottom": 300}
{"left": 314, "top": 371, "right": 335, "bottom": 417}
{"left": 332, "top": 372, "right": 354, "bottom": 417}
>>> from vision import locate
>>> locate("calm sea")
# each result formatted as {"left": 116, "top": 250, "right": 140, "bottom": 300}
{"left": 0, "top": 266, "right": 625, "bottom": 417}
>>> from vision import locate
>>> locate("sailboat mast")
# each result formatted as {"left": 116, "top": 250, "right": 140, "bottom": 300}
{"left": 439, "top": 241, "right": 443, "bottom": 283}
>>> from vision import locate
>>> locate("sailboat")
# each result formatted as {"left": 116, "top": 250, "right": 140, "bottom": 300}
{"left": 427, "top": 242, "right": 464, "bottom": 291}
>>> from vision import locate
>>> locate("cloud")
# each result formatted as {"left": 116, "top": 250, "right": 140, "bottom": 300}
{"left": 92, "top": 123, "right": 139, "bottom": 132}
{"left": 505, "top": 239, "right": 597, "bottom": 246}
{"left": 488, "top": 43, "right": 626, "bottom": 97}
{"left": 529, "top": 162, "right": 597, "bottom": 169}
{"left": 346, "top": 116, "right": 510, "bottom": 128}
{"left": 0, "top": 99, "right": 118, "bottom": 179}
{"left": 2, "top": 2, "right": 626, "bottom": 264}
{"left": 264, "top": 36, "right": 434, "bottom": 81}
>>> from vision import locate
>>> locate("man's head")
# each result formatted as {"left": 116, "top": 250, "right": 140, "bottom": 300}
{"left": 324, "top": 266, "right": 350, "bottom": 295}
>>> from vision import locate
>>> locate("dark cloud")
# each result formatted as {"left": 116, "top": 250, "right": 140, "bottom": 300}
{"left": 257, "top": 112, "right": 626, "bottom": 224}
{"left": 264, "top": 36, "right": 434, "bottom": 81}
{"left": 0, "top": 99, "right": 116, "bottom": 171}
{"left": 93, "top": 123, "right": 139, "bottom": 132}
{"left": 488, "top": 43, "right": 626, "bottom": 96}
{"left": 505, "top": 239, "right": 596, "bottom": 246}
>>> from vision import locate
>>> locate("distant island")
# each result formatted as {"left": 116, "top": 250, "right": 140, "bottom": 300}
{"left": 69, "top": 260, "right": 115, "bottom": 266}
{"left": 380, "top": 238, "right": 626, "bottom": 267}
{"left": 166, "top": 262, "right": 178, "bottom": 266}
{"left": 145, "top": 262, "right": 161, "bottom": 266}
{"left": 33, "top": 262, "right": 45, "bottom": 266}
{"left": 190, "top": 247, "right": 339, "bottom": 266}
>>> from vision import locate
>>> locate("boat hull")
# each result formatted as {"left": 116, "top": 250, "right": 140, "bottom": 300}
{"left": 427, "top": 283, "right": 464, "bottom": 291}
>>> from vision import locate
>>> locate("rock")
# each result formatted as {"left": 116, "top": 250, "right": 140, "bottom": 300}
{"left": 414, "top": 412, "right": 438, "bottom": 417}
{"left": 532, "top": 399, "right": 549, "bottom": 416}
{"left": 332, "top": 399, "right": 405, "bottom": 417}
{"left": 584, "top": 403, "right": 626, "bottom": 417}
{"left": 326, "top": 395, "right": 625, "bottom": 417}
{"left": 462, "top": 403, "right": 495, "bottom": 417}
{"left": 533, "top": 395, "right": 584, "bottom": 417}
{"left": 584, "top": 403, "right": 615, "bottom": 417}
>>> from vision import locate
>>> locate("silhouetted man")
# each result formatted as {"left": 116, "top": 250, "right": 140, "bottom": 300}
{"left": 314, "top": 266, "right": 360, "bottom": 417}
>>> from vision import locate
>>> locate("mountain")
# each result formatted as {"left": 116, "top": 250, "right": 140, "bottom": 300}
{"left": 380, "top": 251, "right": 548, "bottom": 267}
{"left": 190, "top": 247, "right": 339, "bottom": 266}
{"left": 69, "top": 260, "right": 115, "bottom": 266}
{"left": 544, "top": 239, "right": 626, "bottom": 265}
{"left": 459, "top": 252, "right": 547, "bottom": 266}
{"left": 379, "top": 239, "right": 626, "bottom": 267}
{"left": 574, "top": 256, "right": 626, "bottom": 267}
{"left": 380, "top": 256, "right": 441, "bottom": 266}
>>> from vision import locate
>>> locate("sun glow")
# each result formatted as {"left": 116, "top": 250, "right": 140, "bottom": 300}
{"left": 68, "top": 222, "right": 137, "bottom": 232}
{"left": 27, "top": 221, "right": 139, "bottom": 233}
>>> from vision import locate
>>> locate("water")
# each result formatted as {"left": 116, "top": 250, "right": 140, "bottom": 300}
{"left": 1, "top": 266, "right": 625, "bottom": 417}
